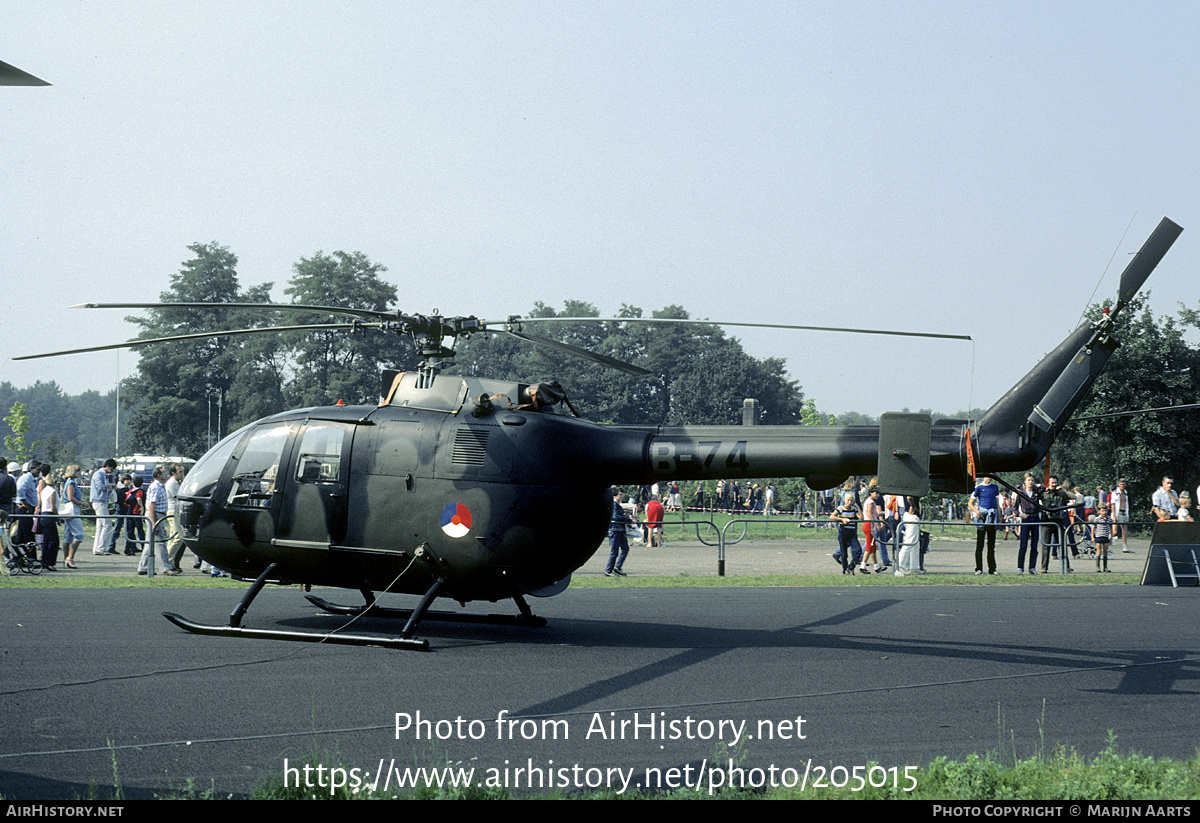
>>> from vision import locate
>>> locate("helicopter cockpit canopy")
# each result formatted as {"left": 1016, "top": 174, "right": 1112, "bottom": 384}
{"left": 179, "top": 423, "right": 252, "bottom": 500}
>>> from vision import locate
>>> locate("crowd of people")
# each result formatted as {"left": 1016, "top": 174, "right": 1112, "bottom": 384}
{"left": 689, "top": 479, "right": 778, "bottom": 514}
{"left": 616, "top": 471, "right": 1194, "bottom": 580}
{"left": 6, "top": 454, "right": 1193, "bottom": 581}
{"left": 827, "top": 478, "right": 923, "bottom": 576}
{"left": 0, "top": 457, "right": 221, "bottom": 578}
{"left": 910, "top": 473, "right": 1193, "bottom": 577}
{"left": 825, "top": 472, "right": 1195, "bottom": 578}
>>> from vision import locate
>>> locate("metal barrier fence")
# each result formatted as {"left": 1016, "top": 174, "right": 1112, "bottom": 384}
{"left": 7, "top": 511, "right": 169, "bottom": 576}
{"left": 617, "top": 512, "right": 1154, "bottom": 578}
{"left": 622, "top": 514, "right": 936, "bottom": 576}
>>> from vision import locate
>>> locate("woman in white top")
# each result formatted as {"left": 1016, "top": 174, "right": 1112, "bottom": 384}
{"left": 60, "top": 465, "right": 85, "bottom": 569}
{"left": 38, "top": 466, "right": 60, "bottom": 571}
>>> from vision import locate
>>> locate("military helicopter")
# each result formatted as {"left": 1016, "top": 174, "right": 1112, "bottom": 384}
{"left": 17, "top": 217, "right": 1182, "bottom": 649}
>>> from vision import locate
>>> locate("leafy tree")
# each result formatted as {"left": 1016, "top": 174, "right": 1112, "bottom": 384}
{"left": 667, "top": 344, "right": 802, "bottom": 426}
{"left": 123, "top": 242, "right": 276, "bottom": 456}
{"left": 119, "top": 244, "right": 420, "bottom": 455}
{"left": 830, "top": 410, "right": 878, "bottom": 426}
{"left": 451, "top": 301, "right": 805, "bottom": 426}
{"left": 20, "top": 381, "right": 74, "bottom": 455}
{"left": 0, "top": 384, "right": 117, "bottom": 462}
{"left": 283, "top": 251, "right": 416, "bottom": 407}
{"left": 41, "top": 433, "right": 80, "bottom": 467}
{"left": 800, "top": 398, "right": 826, "bottom": 426}
{"left": 1052, "top": 296, "right": 1200, "bottom": 516}
{"left": 73, "top": 389, "right": 119, "bottom": 458}
{"left": 4, "top": 401, "right": 38, "bottom": 463}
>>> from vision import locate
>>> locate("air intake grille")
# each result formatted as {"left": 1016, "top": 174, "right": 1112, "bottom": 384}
{"left": 451, "top": 428, "right": 490, "bottom": 465}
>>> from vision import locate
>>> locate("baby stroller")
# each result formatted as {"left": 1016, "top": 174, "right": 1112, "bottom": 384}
{"left": 2, "top": 512, "right": 42, "bottom": 575}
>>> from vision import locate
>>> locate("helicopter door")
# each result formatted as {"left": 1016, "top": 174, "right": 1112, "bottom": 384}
{"left": 214, "top": 422, "right": 295, "bottom": 550}
{"left": 276, "top": 421, "right": 352, "bottom": 548}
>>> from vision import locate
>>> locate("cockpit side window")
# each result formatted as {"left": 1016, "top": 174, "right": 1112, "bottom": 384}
{"left": 294, "top": 425, "right": 344, "bottom": 483}
{"left": 226, "top": 424, "right": 292, "bottom": 508}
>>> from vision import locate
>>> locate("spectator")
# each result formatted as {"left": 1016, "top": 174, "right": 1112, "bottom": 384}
{"left": 1152, "top": 476, "right": 1180, "bottom": 521}
{"left": 969, "top": 475, "right": 1000, "bottom": 575}
{"left": 831, "top": 491, "right": 864, "bottom": 575}
{"left": 1110, "top": 479, "right": 1132, "bottom": 553}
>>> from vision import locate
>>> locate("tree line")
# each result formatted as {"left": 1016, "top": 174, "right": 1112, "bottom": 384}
{"left": 449, "top": 301, "right": 805, "bottom": 426}
{"left": 120, "top": 242, "right": 415, "bottom": 456}
{"left": 10, "top": 242, "right": 809, "bottom": 459}
{"left": 0, "top": 386, "right": 117, "bottom": 465}
{"left": 1038, "top": 295, "right": 1200, "bottom": 516}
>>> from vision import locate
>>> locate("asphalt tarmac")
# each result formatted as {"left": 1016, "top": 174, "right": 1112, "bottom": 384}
{"left": 2, "top": 528, "right": 1196, "bottom": 800}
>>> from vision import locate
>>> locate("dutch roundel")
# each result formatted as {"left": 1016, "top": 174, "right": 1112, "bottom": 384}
{"left": 440, "top": 503, "right": 472, "bottom": 538}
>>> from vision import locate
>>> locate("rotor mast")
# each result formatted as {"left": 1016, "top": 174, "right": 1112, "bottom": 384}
{"left": 396, "top": 312, "right": 486, "bottom": 387}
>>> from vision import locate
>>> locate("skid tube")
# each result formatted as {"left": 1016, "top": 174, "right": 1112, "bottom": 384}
{"left": 161, "top": 611, "right": 429, "bottom": 650}
{"left": 305, "top": 591, "right": 549, "bottom": 628}
{"left": 161, "top": 562, "right": 431, "bottom": 651}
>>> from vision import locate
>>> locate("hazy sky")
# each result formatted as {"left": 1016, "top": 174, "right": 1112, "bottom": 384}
{"left": 3, "top": 1, "right": 1197, "bottom": 418}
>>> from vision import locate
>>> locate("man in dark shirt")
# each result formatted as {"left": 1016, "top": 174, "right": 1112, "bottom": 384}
{"left": 1039, "top": 477, "right": 1074, "bottom": 572}
{"left": 0, "top": 459, "right": 16, "bottom": 515}
{"left": 605, "top": 487, "right": 634, "bottom": 577}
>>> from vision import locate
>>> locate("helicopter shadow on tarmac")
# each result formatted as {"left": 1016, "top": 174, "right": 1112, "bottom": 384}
{"left": 250, "top": 587, "right": 1200, "bottom": 720}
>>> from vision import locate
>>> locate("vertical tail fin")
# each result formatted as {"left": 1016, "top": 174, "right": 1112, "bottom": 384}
{"left": 974, "top": 217, "right": 1182, "bottom": 473}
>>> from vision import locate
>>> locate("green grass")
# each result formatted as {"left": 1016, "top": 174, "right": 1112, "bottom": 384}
{"left": 769, "top": 744, "right": 1200, "bottom": 800}
{"left": 571, "top": 572, "right": 1140, "bottom": 587}
{"left": 0, "top": 573, "right": 248, "bottom": 589}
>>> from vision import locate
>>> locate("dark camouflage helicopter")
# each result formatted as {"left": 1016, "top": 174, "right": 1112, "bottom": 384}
{"left": 18, "top": 218, "right": 1182, "bottom": 649}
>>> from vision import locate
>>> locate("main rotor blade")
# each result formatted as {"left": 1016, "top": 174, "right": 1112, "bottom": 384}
{"left": 1069, "top": 403, "right": 1200, "bottom": 423}
{"left": 490, "top": 330, "right": 653, "bottom": 376}
{"left": 489, "top": 316, "right": 972, "bottom": 342}
{"left": 1112, "top": 217, "right": 1184, "bottom": 320}
{"left": 14, "top": 323, "right": 380, "bottom": 361}
{"left": 71, "top": 301, "right": 401, "bottom": 323}
{"left": 0, "top": 59, "right": 50, "bottom": 86}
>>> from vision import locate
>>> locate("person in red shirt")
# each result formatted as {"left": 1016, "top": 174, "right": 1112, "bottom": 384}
{"left": 644, "top": 497, "right": 665, "bottom": 547}
{"left": 123, "top": 475, "right": 146, "bottom": 556}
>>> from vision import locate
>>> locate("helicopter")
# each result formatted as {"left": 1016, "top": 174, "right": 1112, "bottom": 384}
{"left": 16, "top": 217, "right": 1182, "bottom": 649}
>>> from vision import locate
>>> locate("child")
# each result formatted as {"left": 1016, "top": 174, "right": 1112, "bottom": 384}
{"left": 831, "top": 491, "right": 863, "bottom": 574}
{"left": 896, "top": 496, "right": 921, "bottom": 576}
{"left": 1177, "top": 492, "right": 1194, "bottom": 522}
{"left": 1091, "top": 504, "right": 1115, "bottom": 573}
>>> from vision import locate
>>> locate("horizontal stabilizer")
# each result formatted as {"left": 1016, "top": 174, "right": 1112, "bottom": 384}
{"left": 877, "top": 413, "right": 931, "bottom": 496}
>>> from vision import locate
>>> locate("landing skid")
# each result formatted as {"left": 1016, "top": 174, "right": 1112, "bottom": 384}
{"left": 161, "top": 611, "right": 429, "bottom": 650}
{"left": 304, "top": 592, "right": 549, "bottom": 628}
{"left": 160, "top": 562, "right": 434, "bottom": 651}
